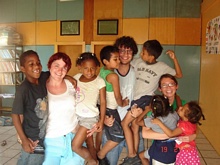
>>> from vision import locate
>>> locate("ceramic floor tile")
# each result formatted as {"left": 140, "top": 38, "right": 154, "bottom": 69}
{"left": 196, "top": 138, "right": 210, "bottom": 144}
{"left": 200, "top": 150, "right": 220, "bottom": 159}
{"left": 204, "top": 158, "right": 220, "bottom": 165}
{"left": 0, "top": 156, "right": 11, "bottom": 164}
{"left": 197, "top": 143, "right": 215, "bottom": 151}
{"left": 10, "top": 143, "right": 21, "bottom": 150}
{"left": 196, "top": 133, "right": 206, "bottom": 139}
{"left": 200, "top": 158, "right": 206, "bottom": 165}
{"left": 6, "top": 135, "right": 18, "bottom": 142}
{"left": 0, "top": 141, "right": 17, "bottom": 153}
{"left": 4, "top": 130, "right": 17, "bottom": 136}
{"left": 1, "top": 126, "right": 220, "bottom": 165}
{"left": 0, "top": 149, "right": 20, "bottom": 158}
{"left": 14, "top": 152, "right": 21, "bottom": 159}
{"left": 3, "top": 158, "right": 18, "bottom": 165}
{"left": 0, "top": 134, "right": 14, "bottom": 142}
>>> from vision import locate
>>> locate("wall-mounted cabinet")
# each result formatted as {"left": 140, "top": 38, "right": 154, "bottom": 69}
{"left": 0, "top": 45, "right": 23, "bottom": 115}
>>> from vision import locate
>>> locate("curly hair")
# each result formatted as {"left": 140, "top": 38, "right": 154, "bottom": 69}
{"left": 113, "top": 36, "right": 138, "bottom": 55}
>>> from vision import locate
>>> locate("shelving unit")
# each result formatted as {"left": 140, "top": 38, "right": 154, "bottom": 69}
{"left": 0, "top": 45, "right": 23, "bottom": 115}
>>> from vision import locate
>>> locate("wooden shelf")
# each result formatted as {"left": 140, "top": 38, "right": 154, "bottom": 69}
{"left": 0, "top": 45, "right": 23, "bottom": 114}
{"left": 0, "top": 107, "right": 12, "bottom": 111}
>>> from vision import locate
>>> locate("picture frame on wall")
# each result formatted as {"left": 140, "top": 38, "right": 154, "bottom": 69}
{"left": 60, "top": 20, "right": 80, "bottom": 36}
{"left": 97, "top": 19, "right": 118, "bottom": 35}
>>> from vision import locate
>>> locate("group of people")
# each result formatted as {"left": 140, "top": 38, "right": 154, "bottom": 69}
{"left": 12, "top": 36, "right": 205, "bottom": 165}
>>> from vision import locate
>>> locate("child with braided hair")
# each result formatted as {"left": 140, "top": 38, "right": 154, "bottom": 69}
{"left": 135, "top": 95, "right": 180, "bottom": 165}
{"left": 152, "top": 101, "right": 205, "bottom": 165}
{"left": 72, "top": 52, "right": 106, "bottom": 165}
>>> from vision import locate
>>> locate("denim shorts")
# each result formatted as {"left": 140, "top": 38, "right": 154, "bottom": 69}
{"left": 105, "top": 108, "right": 124, "bottom": 143}
{"left": 129, "top": 95, "right": 152, "bottom": 111}
{"left": 17, "top": 149, "right": 44, "bottom": 165}
{"left": 43, "top": 132, "right": 84, "bottom": 165}
{"left": 102, "top": 128, "right": 144, "bottom": 165}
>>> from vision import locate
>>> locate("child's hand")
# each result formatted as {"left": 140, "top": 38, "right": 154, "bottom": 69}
{"left": 178, "top": 134, "right": 196, "bottom": 142}
{"left": 95, "top": 121, "right": 103, "bottom": 132}
{"left": 178, "top": 136, "right": 189, "bottom": 142}
{"left": 29, "top": 138, "right": 39, "bottom": 148}
{"left": 104, "top": 115, "right": 115, "bottom": 127}
{"left": 144, "top": 105, "right": 151, "bottom": 112}
{"left": 131, "top": 107, "right": 143, "bottom": 118}
{"left": 151, "top": 118, "right": 162, "bottom": 125}
{"left": 22, "top": 138, "right": 35, "bottom": 153}
{"left": 122, "top": 97, "right": 129, "bottom": 107}
{"left": 87, "top": 124, "right": 98, "bottom": 137}
{"left": 166, "top": 50, "right": 176, "bottom": 60}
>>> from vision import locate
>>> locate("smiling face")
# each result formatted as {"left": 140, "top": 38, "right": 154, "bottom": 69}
{"left": 80, "top": 59, "right": 97, "bottom": 81}
{"left": 118, "top": 46, "right": 133, "bottom": 65}
{"left": 20, "top": 54, "right": 42, "bottom": 84}
{"left": 49, "top": 59, "right": 68, "bottom": 81}
{"left": 159, "top": 77, "right": 178, "bottom": 100}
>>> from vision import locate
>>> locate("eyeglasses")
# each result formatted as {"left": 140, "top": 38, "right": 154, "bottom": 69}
{"left": 119, "top": 49, "right": 133, "bottom": 55}
{"left": 161, "top": 83, "right": 176, "bottom": 88}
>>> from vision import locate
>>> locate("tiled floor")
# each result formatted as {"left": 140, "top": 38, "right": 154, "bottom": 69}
{"left": 0, "top": 126, "right": 220, "bottom": 165}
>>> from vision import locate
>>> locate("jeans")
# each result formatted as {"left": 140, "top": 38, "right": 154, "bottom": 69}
{"left": 102, "top": 129, "right": 144, "bottom": 165}
{"left": 43, "top": 132, "right": 84, "bottom": 165}
{"left": 17, "top": 149, "right": 44, "bottom": 165}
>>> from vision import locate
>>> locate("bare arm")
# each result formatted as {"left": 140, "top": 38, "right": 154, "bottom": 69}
{"left": 12, "top": 114, "right": 35, "bottom": 153}
{"left": 107, "top": 73, "right": 128, "bottom": 107}
{"left": 166, "top": 50, "right": 183, "bottom": 78}
{"left": 152, "top": 118, "right": 182, "bottom": 137}
{"left": 64, "top": 75, "right": 77, "bottom": 88}
{"left": 96, "top": 87, "right": 106, "bottom": 132}
{"left": 142, "top": 127, "right": 169, "bottom": 140}
{"left": 136, "top": 106, "right": 151, "bottom": 126}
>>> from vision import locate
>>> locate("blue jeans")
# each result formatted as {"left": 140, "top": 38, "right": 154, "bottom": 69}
{"left": 17, "top": 149, "right": 44, "bottom": 165}
{"left": 43, "top": 132, "right": 84, "bottom": 165}
{"left": 102, "top": 129, "right": 144, "bottom": 165}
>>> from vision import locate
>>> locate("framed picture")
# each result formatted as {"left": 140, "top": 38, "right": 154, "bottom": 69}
{"left": 60, "top": 20, "right": 80, "bottom": 35}
{"left": 97, "top": 19, "right": 118, "bottom": 35}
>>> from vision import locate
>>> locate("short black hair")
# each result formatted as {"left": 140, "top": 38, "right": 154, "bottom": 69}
{"left": 20, "top": 50, "right": 39, "bottom": 67}
{"left": 143, "top": 40, "right": 163, "bottom": 59}
{"left": 100, "top": 45, "right": 119, "bottom": 66}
